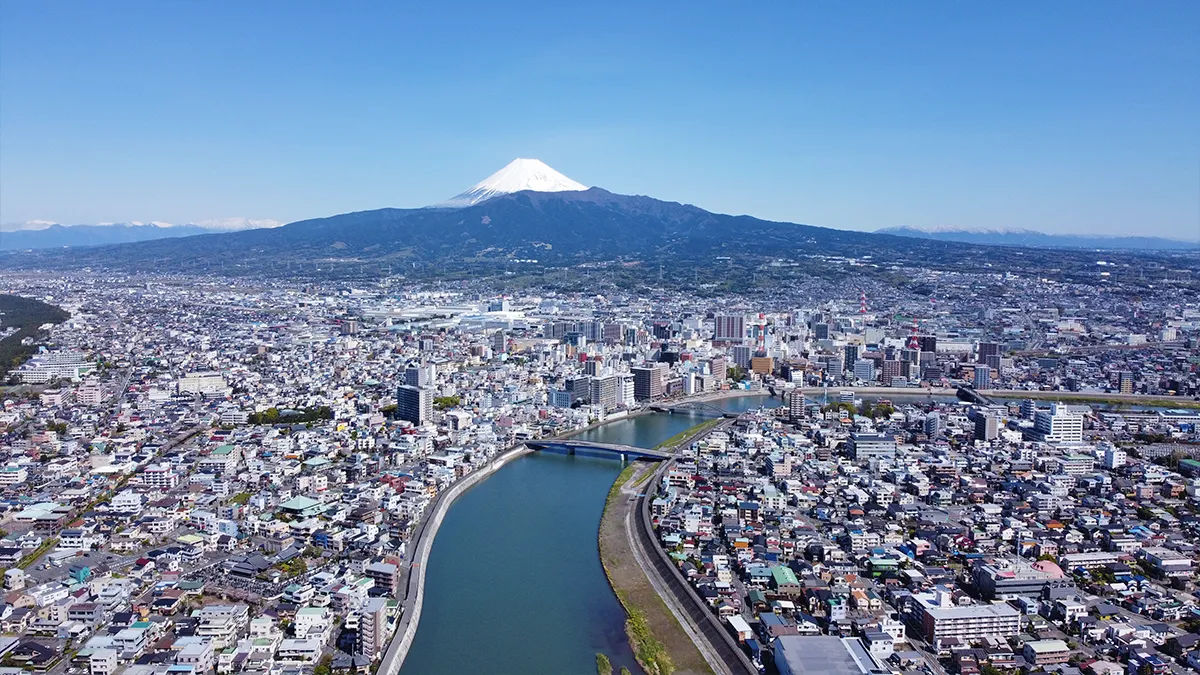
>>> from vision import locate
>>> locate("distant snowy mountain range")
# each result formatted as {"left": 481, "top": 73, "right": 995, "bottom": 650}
{"left": 0, "top": 218, "right": 282, "bottom": 251}
{"left": 877, "top": 226, "right": 1198, "bottom": 251}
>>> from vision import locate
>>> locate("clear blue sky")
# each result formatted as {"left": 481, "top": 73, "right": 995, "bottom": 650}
{"left": 2, "top": 1, "right": 1198, "bottom": 239}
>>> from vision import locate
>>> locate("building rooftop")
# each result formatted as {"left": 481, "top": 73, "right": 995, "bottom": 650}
{"left": 775, "top": 636, "right": 888, "bottom": 675}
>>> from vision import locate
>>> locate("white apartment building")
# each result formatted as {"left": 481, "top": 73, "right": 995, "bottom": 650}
{"left": 195, "top": 605, "right": 249, "bottom": 648}
{"left": 141, "top": 464, "right": 179, "bottom": 489}
{"left": 914, "top": 591, "right": 1021, "bottom": 643}
{"left": 1030, "top": 404, "right": 1084, "bottom": 443}
{"left": 0, "top": 465, "right": 29, "bottom": 486}
{"left": 178, "top": 371, "right": 227, "bottom": 395}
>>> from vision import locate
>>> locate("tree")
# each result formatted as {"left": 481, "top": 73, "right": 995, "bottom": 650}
{"left": 433, "top": 395, "right": 461, "bottom": 410}
{"left": 822, "top": 402, "right": 857, "bottom": 417}
{"left": 314, "top": 655, "right": 332, "bottom": 675}
{"left": 727, "top": 364, "right": 745, "bottom": 382}
{"left": 596, "top": 653, "right": 612, "bottom": 675}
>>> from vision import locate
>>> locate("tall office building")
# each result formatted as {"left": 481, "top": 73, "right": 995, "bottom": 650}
{"left": 853, "top": 359, "right": 875, "bottom": 382}
{"left": 491, "top": 330, "right": 507, "bottom": 354}
{"left": 590, "top": 374, "right": 620, "bottom": 410}
{"left": 602, "top": 323, "right": 623, "bottom": 344}
{"left": 814, "top": 323, "right": 830, "bottom": 340}
{"left": 919, "top": 335, "right": 937, "bottom": 353}
{"left": 1118, "top": 370, "right": 1134, "bottom": 394}
{"left": 569, "top": 376, "right": 592, "bottom": 403}
{"left": 844, "top": 344, "right": 860, "bottom": 368}
{"left": 582, "top": 321, "right": 604, "bottom": 342}
{"left": 881, "top": 360, "right": 901, "bottom": 386}
{"left": 631, "top": 366, "right": 664, "bottom": 402}
{"left": 357, "top": 597, "right": 389, "bottom": 659}
{"left": 975, "top": 415, "right": 999, "bottom": 441}
{"left": 1021, "top": 398, "right": 1037, "bottom": 420}
{"left": 785, "top": 390, "right": 806, "bottom": 421}
{"left": 396, "top": 385, "right": 433, "bottom": 426}
{"left": 583, "top": 358, "right": 600, "bottom": 376}
{"left": 973, "top": 366, "right": 992, "bottom": 390}
{"left": 546, "top": 321, "right": 574, "bottom": 340}
{"left": 750, "top": 355, "right": 774, "bottom": 376}
{"left": 714, "top": 314, "right": 746, "bottom": 342}
{"left": 924, "top": 412, "right": 942, "bottom": 437}
{"left": 977, "top": 341, "right": 1001, "bottom": 364}
{"left": 731, "top": 344, "right": 752, "bottom": 370}
{"left": 709, "top": 356, "right": 727, "bottom": 383}
{"left": 985, "top": 353, "right": 1002, "bottom": 371}
{"left": 404, "top": 363, "right": 434, "bottom": 388}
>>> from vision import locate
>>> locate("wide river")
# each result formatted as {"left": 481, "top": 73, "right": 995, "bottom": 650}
{"left": 399, "top": 394, "right": 779, "bottom": 675}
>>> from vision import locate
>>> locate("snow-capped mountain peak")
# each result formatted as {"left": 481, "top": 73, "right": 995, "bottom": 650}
{"left": 436, "top": 158, "right": 588, "bottom": 208}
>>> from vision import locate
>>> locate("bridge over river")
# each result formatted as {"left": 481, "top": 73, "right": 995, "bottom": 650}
{"left": 524, "top": 440, "right": 672, "bottom": 461}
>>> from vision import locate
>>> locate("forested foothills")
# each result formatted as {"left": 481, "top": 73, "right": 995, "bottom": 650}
{"left": 0, "top": 294, "right": 69, "bottom": 377}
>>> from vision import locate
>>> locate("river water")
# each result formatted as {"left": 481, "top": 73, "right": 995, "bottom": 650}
{"left": 399, "top": 395, "right": 779, "bottom": 675}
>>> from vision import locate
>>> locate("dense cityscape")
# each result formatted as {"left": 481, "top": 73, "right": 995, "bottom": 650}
{"left": 3, "top": 4, "right": 1199, "bottom": 675}
{"left": 0, "top": 260, "right": 1196, "bottom": 675}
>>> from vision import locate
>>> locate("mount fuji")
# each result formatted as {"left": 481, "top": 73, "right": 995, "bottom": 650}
{"left": 436, "top": 158, "right": 588, "bottom": 208}
{"left": 1, "top": 158, "right": 1183, "bottom": 284}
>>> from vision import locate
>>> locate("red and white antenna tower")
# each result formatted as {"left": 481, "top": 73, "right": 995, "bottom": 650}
{"left": 859, "top": 292, "right": 868, "bottom": 315}
{"left": 907, "top": 317, "right": 921, "bottom": 350}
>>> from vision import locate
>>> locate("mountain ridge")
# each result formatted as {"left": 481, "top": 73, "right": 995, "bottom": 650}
{"left": 0, "top": 222, "right": 221, "bottom": 251}
{"left": 0, "top": 219, "right": 283, "bottom": 251}
{"left": 1, "top": 186, "right": 1159, "bottom": 284}
{"left": 2, "top": 185, "right": 1192, "bottom": 296}
{"left": 877, "top": 225, "right": 1198, "bottom": 250}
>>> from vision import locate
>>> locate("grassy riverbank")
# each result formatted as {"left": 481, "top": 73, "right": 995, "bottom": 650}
{"left": 653, "top": 418, "right": 723, "bottom": 450}
{"left": 598, "top": 462, "right": 713, "bottom": 675}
